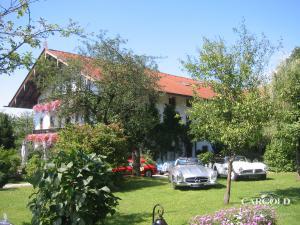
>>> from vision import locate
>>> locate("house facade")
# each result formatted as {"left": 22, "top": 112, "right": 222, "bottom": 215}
{"left": 9, "top": 49, "right": 215, "bottom": 162}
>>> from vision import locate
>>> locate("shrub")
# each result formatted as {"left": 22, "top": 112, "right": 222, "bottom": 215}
{"left": 197, "top": 151, "right": 214, "bottom": 165}
{"left": 28, "top": 150, "right": 119, "bottom": 225}
{"left": 0, "top": 147, "right": 20, "bottom": 188}
{"left": 190, "top": 205, "right": 276, "bottom": 225}
{"left": 55, "top": 123, "right": 128, "bottom": 167}
{"left": 24, "top": 151, "right": 43, "bottom": 184}
{"left": 0, "top": 171, "right": 8, "bottom": 188}
{"left": 264, "top": 138, "right": 296, "bottom": 172}
{"left": 0, "top": 112, "right": 15, "bottom": 149}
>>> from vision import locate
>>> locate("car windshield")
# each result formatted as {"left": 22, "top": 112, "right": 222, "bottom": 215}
{"left": 177, "top": 158, "right": 200, "bottom": 165}
{"left": 234, "top": 156, "right": 247, "bottom": 162}
{"left": 224, "top": 156, "right": 248, "bottom": 163}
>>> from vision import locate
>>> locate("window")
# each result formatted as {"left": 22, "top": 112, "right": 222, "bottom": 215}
{"left": 50, "top": 115, "right": 55, "bottom": 127}
{"left": 202, "top": 145, "right": 208, "bottom": 152}
{"left": 39, "top": 117, "right": 43, "bottom": 130}
{"left": 186, "top": 98, "right": 192, "bottom": 107}
{"left": 169, "top": 97, "right": 176, "bottom": 106}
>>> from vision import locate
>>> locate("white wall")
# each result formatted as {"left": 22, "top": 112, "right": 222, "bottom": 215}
{"left": 34, "top": 111, "right": 59, "bottom": 130}
{"left": 156, "top": 93, "right": 189, "bottom": 123}
{"left": 192, "top": 140, "right": 214, "bottom": 157}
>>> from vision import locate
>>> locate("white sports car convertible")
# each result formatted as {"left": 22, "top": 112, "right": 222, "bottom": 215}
{"left": 213, "top": 156, "right": 267, "bottom": 180}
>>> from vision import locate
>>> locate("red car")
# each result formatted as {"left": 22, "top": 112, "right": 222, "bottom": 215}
{"left": 112, "top": 158, "right": 157, "bottom": 177}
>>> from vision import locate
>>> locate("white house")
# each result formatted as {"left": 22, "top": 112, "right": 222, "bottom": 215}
{"left": 8, "top": 49, "right": 215, "bottom": 162}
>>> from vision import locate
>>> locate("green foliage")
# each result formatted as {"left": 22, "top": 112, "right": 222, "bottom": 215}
{"left": 0, "top": 171, "right": 8, "bottom": 188}
{"left": 270, "top": 48, "right": 300, "bottom": 174}
{"left": 11, "top": 112, "right": 33, "bottom": 147}
{"left": 264, "top": 138, "right": 296, "bottom": 172}
{"left": 25, "top": 151, "right": 43, "bottom": 184}
{"left": 0, "top": 0, "right": 83, "bottom": 75}
{"left": 151, "top": 104, "right": 188, "bottom": 157}
{"left": 197, "top": 151, "right": 214, "bottom": 165}
{"left": 184, "top": 22, "right": 275, "bottom": 156}
{"left": 0, "top": 112, "right": 15, "bottom": 149}
{"left": 0, "top": 147, "right": 20, "bottom": 188}
{"left": 183, "top": 22, "right": 276, "bottom": 204}
{"left": 35, "top": 33, "right": 160, "bottom": 175}
{"left": 28, "top": 150, "right": 119, "bottom": 225}
{"left": 55, "top": 123, "right": 128, "bottom": 167}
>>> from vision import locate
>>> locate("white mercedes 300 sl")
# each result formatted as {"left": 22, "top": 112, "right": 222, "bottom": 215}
{"left": 213, "top": 155, "right": 267, "bottom": 180}
{"left": 169, "top": 157, "right": 218, "bottom": 189}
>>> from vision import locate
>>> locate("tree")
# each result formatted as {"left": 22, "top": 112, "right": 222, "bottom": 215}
{"left": 11, "top": 112, "right": 33, "bottom": 147}
{"left": 270, "top": 47, "right": 300, "bottom": 177}
{"left": 0, "top": 0, "right": 82, "bottom": 75}
{"left": 152, "top": 104, "right": 188, "bottom": 159}
{"left": 183, "top": 23, "right": 274, "bottom": 204}
{"left": 35, "top": 33, "right": 160, "bottom": 175}
{"left": 0, "top": 112, "right": 15, "bottom": 149}
{"left": 54, "top": 123, "right": 128, "bottom": 168}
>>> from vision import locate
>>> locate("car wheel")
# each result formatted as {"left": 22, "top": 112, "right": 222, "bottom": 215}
{"left": 231, "top": 172, "right": 238, "bottom": 181}
{"left": 144, "top": 170, "right": 152, "bottom": 177}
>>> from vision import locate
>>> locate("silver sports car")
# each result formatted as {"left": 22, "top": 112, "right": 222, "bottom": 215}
{"left": 169, "top": 157, "right": 217, "bottom": 189}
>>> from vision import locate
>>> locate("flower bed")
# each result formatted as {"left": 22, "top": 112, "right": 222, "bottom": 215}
{"left": 191, "top": 205, "right": 276, "bottom": 225}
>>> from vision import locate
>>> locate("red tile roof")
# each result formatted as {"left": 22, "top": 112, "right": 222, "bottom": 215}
{"left": 46, "top": 49, "right": 214, "bottom": 98}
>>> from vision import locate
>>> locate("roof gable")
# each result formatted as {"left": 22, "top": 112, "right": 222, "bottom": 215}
{"left": 9, "top": 49, "right": 214, "bottom": 108}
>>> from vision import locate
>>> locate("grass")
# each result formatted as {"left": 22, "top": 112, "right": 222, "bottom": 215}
{"left": 0, "top": 173, "right": 299, "bottom": 225}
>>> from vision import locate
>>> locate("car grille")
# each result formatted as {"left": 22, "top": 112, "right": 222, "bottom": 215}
{"left": 240, "top": 169, "right": 264, "bottom": 174}
{"left": 185, "top": 177, "right": 208, "bottom": 183}
{"left": 241, "top": 170, "right": 253, "bottom": 174}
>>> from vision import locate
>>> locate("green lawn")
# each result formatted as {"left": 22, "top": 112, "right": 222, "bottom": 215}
{"left": 0, "top": 173, "right": 299, "bottom": 225}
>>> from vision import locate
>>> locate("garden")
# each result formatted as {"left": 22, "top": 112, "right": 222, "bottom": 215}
{"left": 1, "top": 2, "right": 300, "bottom": 225}
{"left": 0, "top": 173, "right": 299, "bottom": 225}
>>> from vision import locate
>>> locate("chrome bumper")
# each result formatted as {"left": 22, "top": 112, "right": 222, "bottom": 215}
{"left": 174, "top": 180, "right": 216, "bottom": 187}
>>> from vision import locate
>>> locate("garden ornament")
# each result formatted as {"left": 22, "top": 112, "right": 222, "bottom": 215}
{"left": 152, "top": 204, "right": 168, "bottom": 225}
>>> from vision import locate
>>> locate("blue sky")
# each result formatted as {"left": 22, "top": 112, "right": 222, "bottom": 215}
{"left": 1, "top": 0, "right": 300, "bottom": 114}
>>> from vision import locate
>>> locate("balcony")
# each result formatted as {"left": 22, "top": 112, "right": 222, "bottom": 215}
{"left": 32, "top": 128, "right": 61, "bottom": 134}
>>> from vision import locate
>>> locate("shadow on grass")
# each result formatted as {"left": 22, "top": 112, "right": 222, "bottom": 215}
{"left": 273, "top": 187, "right": 300, "bottom": 205}
{"left": 105, "top": 212, "right": 151, "bottom": 225}
{"left": 117, "top": 177, "right": 167, "bottom": 193}
{"left": 236, "top": 177, "right": 274, "bottom": 182}
{"left": 0, "top": 188, "right": 18, "bottom": 192}
{"left": 176, "top": 183, "right": 226, "bottom": 191}
{"left": 22, "top": 223, "right": 31, "bottom": 225}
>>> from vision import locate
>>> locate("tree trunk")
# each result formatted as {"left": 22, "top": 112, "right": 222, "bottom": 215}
{"left": 224, "top": 157, "right": 234, "bottom": 204}
{"left": 132, "top": 148, "right": 141, "bottom": 176}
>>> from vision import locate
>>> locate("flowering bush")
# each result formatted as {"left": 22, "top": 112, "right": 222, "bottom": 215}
{"left": 191, "top": 205, "right": 276, "bottom": 225}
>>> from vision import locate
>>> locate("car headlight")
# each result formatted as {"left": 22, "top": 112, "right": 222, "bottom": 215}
{"left": 210, "top": 171, "right": 217, "bottom": 181}
{"left": 264, "top": 166, "right": 268, "bottom": 171}
{"left": 176, "top": 172, "right": 184, "bottom": 182}
{"left": 238, "top": 167, "right": 243, "bottom": 173}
